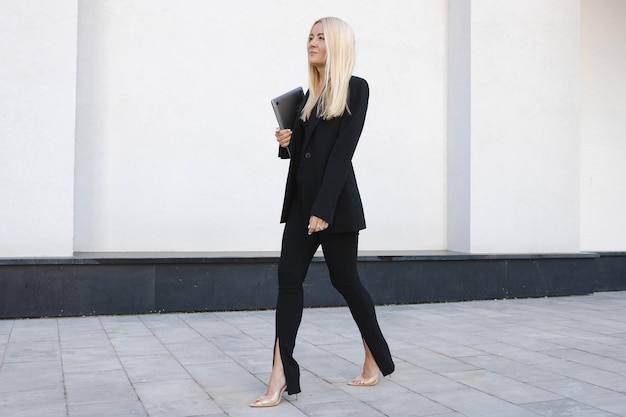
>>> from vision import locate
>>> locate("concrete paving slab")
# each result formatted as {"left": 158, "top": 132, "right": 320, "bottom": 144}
{"left": 0, "top": 291, "right": 625, "bottom": 416}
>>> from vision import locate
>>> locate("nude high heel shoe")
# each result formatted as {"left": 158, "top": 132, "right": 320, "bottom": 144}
{"left": 249, "top": 384, "right": 287, "bottom": 407}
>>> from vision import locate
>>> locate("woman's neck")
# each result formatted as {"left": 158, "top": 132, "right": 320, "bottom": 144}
{"left": 316, "top": 66, "right": 326, "bottom": 92}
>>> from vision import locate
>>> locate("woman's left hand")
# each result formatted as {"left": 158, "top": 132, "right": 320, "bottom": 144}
{"left": 275, "top": 128, "right": 292, "bottom": 148}
{"left": 308, "top": 215, "right": 329, "bottom": 235}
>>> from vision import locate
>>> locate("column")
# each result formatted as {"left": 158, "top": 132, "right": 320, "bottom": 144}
{"left": 447, "top": 0, "right": 581, "bottom": 253}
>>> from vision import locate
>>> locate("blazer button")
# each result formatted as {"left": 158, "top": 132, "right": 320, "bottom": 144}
{"left": 305, "top": 152, "right": 312, "bottom": 159}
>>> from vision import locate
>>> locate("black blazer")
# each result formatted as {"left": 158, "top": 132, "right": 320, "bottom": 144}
{"left": 279, "top": 76, "right": 368, "bottom": 233}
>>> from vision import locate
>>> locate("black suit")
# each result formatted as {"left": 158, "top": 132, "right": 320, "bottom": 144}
{"left": 275, "top": 76, "right": 394, "bottom": 395}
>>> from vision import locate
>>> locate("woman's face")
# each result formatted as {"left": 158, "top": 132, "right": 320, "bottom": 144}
{"left": 308, "top": 22, "right": 327, "bottom": 70}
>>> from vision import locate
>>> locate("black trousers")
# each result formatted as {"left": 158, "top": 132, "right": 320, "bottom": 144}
{"left": 275, "top": 197, "right": 395, "bottom": 395}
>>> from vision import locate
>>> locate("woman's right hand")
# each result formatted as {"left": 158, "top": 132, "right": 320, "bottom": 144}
{"left": 275, "top": 128, "right": 292, "bottom": 148}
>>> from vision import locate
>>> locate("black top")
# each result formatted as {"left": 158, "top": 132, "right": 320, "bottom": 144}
{"left": 296, "top": 106, "right": 319, "bottom": 185}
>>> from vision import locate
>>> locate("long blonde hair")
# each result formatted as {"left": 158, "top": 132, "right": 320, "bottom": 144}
{"left": 301, "top": 17, "right": 356, "bottom": 121}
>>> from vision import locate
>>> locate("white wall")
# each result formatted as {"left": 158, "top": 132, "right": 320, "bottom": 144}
{"left": 581, "top": 0, "right": 626, "bottom": 251}
{"left": 467, "top": 0, "right": 581, "bottom": 253}
{"left": 3, "top": 1, "right": 625, "bottom": 257}
{"left": 74, "top": 0, "right": 448, "bottom": 252}
{"left": 0, "top": 0, "right": 77, "bottom": 257}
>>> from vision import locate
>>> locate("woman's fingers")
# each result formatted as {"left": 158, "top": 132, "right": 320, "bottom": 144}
{"left": 275, "top": 128, "right": 292, "bottom": 148}
{"left": 307, "top": 216, "right": 329, "bottom": 235}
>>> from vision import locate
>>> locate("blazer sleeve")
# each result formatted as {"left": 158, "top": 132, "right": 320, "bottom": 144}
{"left": 278, "top": 146, "right": 291, "bottom": 159}
{"left": 310, "top": 77, "right": 368, "bottom": 224}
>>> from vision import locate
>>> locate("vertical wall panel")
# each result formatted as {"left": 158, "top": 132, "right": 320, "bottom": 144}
{"left": 0, "top": 0, "right": 77, "bottom": 257}
{"left": 581, "top": 0, "right": 626, "bottom": 251}
{"left": 469, "top": 0, "right": 581, "bottom": 253}
{"left": 447, "top": 0, "right": 471, "bottom": 252}
{"left": 74, "top": 0, "right": 448, "bottom": 252}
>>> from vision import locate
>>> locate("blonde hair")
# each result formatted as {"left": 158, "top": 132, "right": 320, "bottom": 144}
{"left": 301, "top": 17, "right": 356, "bottom": 121}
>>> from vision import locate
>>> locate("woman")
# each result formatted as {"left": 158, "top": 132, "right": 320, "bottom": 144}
{"left": 251, "top": 17, "right": 394, "bottom": 408}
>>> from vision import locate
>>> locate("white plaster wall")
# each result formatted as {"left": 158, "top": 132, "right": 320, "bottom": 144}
{"left": 4, "top": 1, "right": 597, "bottom": 257}
{"left": 580, "top": 0, "right": 626, "bottom": 251}
{"left": 74, "top": 0, "right": 448, "bottom": 252}
{"left": 469, "top": 0, "right": 581, "bottom": 253}
{"left": 0, "top": 0, "right": 77, "bottom": 257}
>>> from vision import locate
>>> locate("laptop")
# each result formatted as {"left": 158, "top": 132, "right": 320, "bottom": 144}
{"left": 271, "top": 87, "right": 304, "bottom": 130}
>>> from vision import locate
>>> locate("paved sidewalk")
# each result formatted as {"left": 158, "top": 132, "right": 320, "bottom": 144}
{"left": 1, "top": 291, "right": 626, "bottom": 417}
